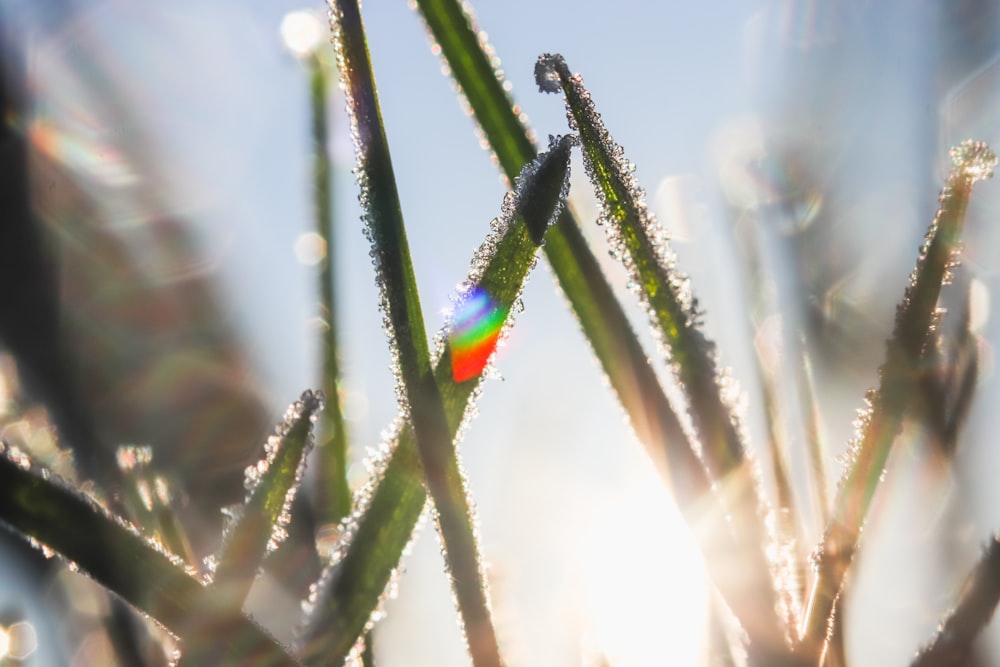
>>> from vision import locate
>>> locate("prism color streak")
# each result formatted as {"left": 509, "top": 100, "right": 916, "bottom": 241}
{"left": 449, "top": 287, "right": 505, "bottom": 382}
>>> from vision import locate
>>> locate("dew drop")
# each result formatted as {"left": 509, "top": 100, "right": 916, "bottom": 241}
{"left": 115, "top": 444, "right": 152, "bottom": 472}
{"left": 1, "top": 442, "right": 32, "bottom": 470}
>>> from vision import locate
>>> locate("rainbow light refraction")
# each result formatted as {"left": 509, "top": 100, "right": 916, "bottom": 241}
{"left": 449, "top": 287, "right": 505, "bottom": 383}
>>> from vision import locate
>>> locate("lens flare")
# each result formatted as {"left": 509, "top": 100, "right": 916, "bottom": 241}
{"left": 28, "top": 119, "right": 138, "bottom": 188}
{"left": 449, "top": 287, "right": 504, "bottom": 383}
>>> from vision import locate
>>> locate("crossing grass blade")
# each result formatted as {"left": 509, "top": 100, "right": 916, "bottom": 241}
{"left": 295, "top": 11, "right": 575, "bottom": 655}
{"left": 0, "top": 444, "right": 301, "bottom": 667}
{"left": 176, "top": 392, "right": 321, "bottom": 666}
{"left": 297, "top": 139, "right": 573, "bottom": 667}
{"left": 411, "top": 0, "right": 709, "bottom": 499}
{"left": 326, "top": 0, "right": 505, "bottom": 663}
{"left": 411, "top": 0, "right": 739, "bottom": 609}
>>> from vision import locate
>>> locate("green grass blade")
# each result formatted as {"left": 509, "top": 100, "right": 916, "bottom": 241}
{"left": 413, "top": 0, "right": 728, "bottom": 591}
{"left": 412, "top": 0, "right": 693, "bottom": 481}
{"left": 0, "top": 443, "right": 300, "bottom": 667}
{"left": 176, "top": 391, "right": 321, "bottom": 665}
{"left": 328, "top": 1, "right": 503, "bottom": 664}
{"left": 535, "top": 53, "right": 748, "bottom": 484}
{"left": 535, "top": 53, "right": 785, "bottom": 650}
{"left": 297, "top": 136, "right": 574, "bottom": 667}
{"left": 911, "top": 535, "right": 1000, "bottom": 667}
{"left": 800, "top": 141, "right": 997, "bottom": 659}
{"left": 415, "top": 1, "right": 794, "bottom": 654}
{"left": 309, "top": 52, "right": 354, "bottom": 533}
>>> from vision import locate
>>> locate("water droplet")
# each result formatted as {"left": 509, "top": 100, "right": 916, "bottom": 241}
{"left": 115, "top": 444, "right": 153, "bottom": 472}
{"left": 153, "top": 476, "right": 171, "bottom": 505}
{"left": 1, "top": 442, "right": 32, "bottom": 471}
{"left": 135, "top": 479, "right": 154, "bottom": 512}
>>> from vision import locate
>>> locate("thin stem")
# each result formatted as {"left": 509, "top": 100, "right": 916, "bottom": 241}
{"left": 310, "top": 52, "right": 354, "bottom": 529}
{"left": 800, "top": 142, "right": 996, "bottom": 660}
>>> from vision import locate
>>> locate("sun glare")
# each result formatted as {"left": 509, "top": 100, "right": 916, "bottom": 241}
{"left": 579, "top": 475, "right": 710, "bottom": 666}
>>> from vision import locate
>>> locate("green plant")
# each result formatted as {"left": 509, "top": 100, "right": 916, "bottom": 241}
{"left": 1, "top": 1, "right": 998, "bottom": 666}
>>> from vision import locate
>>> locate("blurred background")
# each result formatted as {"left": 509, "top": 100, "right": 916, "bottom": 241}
{"left": 1, "top": 0, "right": 999, "bottom": 665}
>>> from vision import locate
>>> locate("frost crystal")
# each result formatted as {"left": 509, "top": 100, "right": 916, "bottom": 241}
{"left": 533, "top": 56, "right": 562, "bottom": 93}
{"left": 238, "top": 390, "right": 322, "bottom": 557}
{"left": 950, "top": 140, "right": 997, "bottom": 183}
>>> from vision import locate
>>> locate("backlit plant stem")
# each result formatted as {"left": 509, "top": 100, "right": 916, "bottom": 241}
{"left": 800, "top": 142, "right": 996, "bottom": 661}
{"left": 331, "top": 1, "right": 504, "bottom": 664}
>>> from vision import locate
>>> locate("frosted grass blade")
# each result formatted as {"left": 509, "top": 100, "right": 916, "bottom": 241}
{"left": 911, "top": 535, "right": 1000, "bottom": 667}
{"left": 328, "top": 0, "right": 503, "bottom": 664}
{"left": 535, "top": 53, "right": 750, "bottom": 489}
{"left": 731, "top": 211, "right": 807, "bottom": 623}
{"left": 414, "top": 0, "right": 791, "bottom": 655}
{"left": 176, "top": 391, "right": 321, "bottom": 666}
{"left": 411, "top": 0, "right": 709, "bottom": 493}
{"left": 297, "top": 137, "right": 574, "bottom": 667}
{"left": 0, "top": 443, "right": 300, "bottom": 667}
{"left": 308, "top": 52, "right": 354, "bottom": 531}
{"left": 412, "top": 0, "right": 733, "bottom": 599}
{"left": 800, "top": 141, "right": 997, "bottom": 659}
{"left": 535, "top": 53, "right": 785, "bottom": 651}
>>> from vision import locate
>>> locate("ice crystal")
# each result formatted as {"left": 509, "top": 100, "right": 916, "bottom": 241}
{"left": 950, "top": 140, "right": 997, "bottom": 183}
{"left": 232, "top": 390, "right": 322, "bottom": 558}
